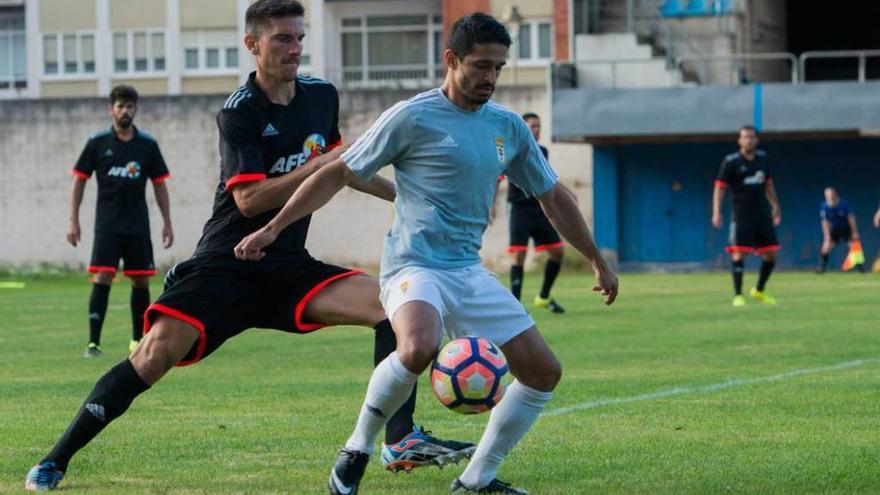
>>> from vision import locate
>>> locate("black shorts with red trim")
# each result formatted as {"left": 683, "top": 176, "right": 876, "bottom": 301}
{"left": 830, "top": 225, "right": 853, "bottom": 245}
{"left": 508, "top": 202, "right": 562, "bottom": 253}
{"left": 89, "top": 231, "right": 156, "bottom": 276}
{"left": 145, "top": 253, "right": 362, "bottom": 366}
{"left": 727, "top": 218, "right": 779, "bottom": 254}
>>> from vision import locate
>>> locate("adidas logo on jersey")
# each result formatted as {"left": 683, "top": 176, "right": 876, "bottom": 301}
{"left": 437, "top": 134, "right": 458, "bottom": 148}
{"left": 262, "top": 123, "right": 279, "bottom": 137}
{"left": 104, "top": 149, "right": 114, "bottom": 157}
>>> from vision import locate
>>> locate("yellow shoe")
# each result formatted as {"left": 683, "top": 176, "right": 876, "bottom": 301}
{"left": 732, "top": 295, "right": 746, "bottom": 307}
{"left": 533, "top": 296, "right": 565, "bottom": 313}
{"left": 750, "top": 288, "right": 777, "bottom": 305}
{"left": 129, "top": 339, "right": 140, "bottom": 353}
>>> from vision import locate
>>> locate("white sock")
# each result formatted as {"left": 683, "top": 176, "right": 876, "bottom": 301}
{"left": 344, "top": 352, "right": 418, "bottom": 455}
{"left": 458, "top": 380, "right": 553, "bottom": 488}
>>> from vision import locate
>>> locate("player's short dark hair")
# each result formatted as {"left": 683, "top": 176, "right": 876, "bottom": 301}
{"left": 739, "top": 125, "right": 758, "bottom": 136}
{"left": 522, "top": 112, "right": 540, "bottom": 122}
{"left": 109, "top": 85, "right": 138, "bottom": 105}
{"left": 447, "top": 12, "right": 512, "bottom": 59}
{"left": 246, "top": 0, "right": 305, "bottom": 36}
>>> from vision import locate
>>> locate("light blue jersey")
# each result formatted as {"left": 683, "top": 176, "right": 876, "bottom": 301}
{"left": 342, "top": 88, "right": 558, "bottom": 280}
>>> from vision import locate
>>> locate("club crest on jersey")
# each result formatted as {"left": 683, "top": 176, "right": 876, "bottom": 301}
{"left": 743, "top": 170, "right": 766, "bottom": 185}
{"left": 107, "top": 161, "right": 141, "bottom": 179}
{"left": 303, "top": 133, "right": 327, "bottom": 161}
{"left": 494, "top": 136, "right": 505, "bottom": 163}
{"left": 268, "top": 134, "right": 327, "bottom": 174}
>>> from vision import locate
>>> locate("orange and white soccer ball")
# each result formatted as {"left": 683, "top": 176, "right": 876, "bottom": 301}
{"left": 431, "top": 336, "right": 509, "bottom": 414}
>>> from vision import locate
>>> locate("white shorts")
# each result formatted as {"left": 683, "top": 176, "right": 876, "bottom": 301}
{"left": 380, "top": 264, "right": 535, "bottom": 346}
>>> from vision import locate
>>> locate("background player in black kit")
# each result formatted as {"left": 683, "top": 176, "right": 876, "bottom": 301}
{"left": 495, "top": 113, "right": 565, "bottom": 313}
{"left": 68, "top": 84, "right": 173, "bottom": 357}
{"left": 712, "top": 125, "right": 782, "bottom": 307}
{"left": 25, "top": 1, "right": 470, "bottom": 491}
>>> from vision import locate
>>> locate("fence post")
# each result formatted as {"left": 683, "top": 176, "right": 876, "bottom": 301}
{"left": 858, "top": 55, "right": 866, "bottom": 83}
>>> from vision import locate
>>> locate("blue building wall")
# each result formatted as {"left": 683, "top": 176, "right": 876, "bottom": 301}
{"left": 593, "top": 138, "right": 880, "bottom": 270}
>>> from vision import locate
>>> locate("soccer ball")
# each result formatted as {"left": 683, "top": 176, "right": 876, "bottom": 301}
{"left": 431, "top": 336, "right": 509, "bottom": 414}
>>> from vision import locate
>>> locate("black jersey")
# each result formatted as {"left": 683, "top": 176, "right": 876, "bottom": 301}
{"left": 507, "top": 145, "right": 549, "bottom": 205}
{"left": 715, "top": 150, "right": 774, "bottom": 222}
{"left": 194, "top": 72, "right": 342, "bottom": 258}
{"left": 73, "top": 127, "right": 170, "bottom": 234}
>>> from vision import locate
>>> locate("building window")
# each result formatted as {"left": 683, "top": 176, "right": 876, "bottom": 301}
{"left": 112, "top": 30, "right": 166, "bottom": 74}
{"left": 42, "top": 31, "right": 96, "bottom": 77}
{"left": 339, "top": 14, "right": 442, "bottom": 87}
{"left": 182, "top": 29, "right": 241, "bottom": 74}
{"left": 516, "top": 20, "right": 553, "bottom": 62}
{"left": 0, "top": 12, "right": 26, "bottom": 89}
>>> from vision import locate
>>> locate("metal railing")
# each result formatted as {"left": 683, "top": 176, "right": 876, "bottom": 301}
{"left": 324, "top": 64, "right": 444, "bottom": 90}
{"left": 799, "top": 50, "right": 880, "bottom": 83}
{"left": 674, "top": 52, "right": 799, "bottom": 85}
{"left": 553, "top": 58, "right": 680, "bottom": 89}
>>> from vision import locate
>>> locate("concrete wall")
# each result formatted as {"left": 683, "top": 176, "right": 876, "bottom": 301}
{"left": 109, "top": 0, "right": 165, "bottom": 29}
{"left": 0, "top": 85, "right": 592, "bottom": 272}
{"left": 40, "top": 0, "right": 95, "bottom": 32}
{"left": 180, "top": 0, "right": 237, "bottom": 29}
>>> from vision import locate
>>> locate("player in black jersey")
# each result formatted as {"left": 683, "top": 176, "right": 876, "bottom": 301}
{"left": 25, "top": 2, "right": 470, "bottom": 491}
{"left": 494, "top": 113, "right": 565, "bottom": 313}
{"left": 68, "top": 84, "right": 174, "bottom": 357}
{"left": 712, "top": 125, "right": 782, "bottom": 306}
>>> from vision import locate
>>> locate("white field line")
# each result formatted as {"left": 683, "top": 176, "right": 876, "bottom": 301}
{"left": 542, "top": 358, "right": 880, "bottom": 417}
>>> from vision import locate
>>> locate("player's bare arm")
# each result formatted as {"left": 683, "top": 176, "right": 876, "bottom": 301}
{"left": 152, "top": 181, "right": 174, "bottom": 248}
{"left": 765, "top": 180, "right": 781, "bottom": 225}
{"left": 231, "top": 145, "right": 346, "bottom": 217}
{"left": 489, "top": 179, "right": 501, "bottom": 225}
{"left": 711, "top": 183, "right": 725, "bottom": 228}
{"left": 235, "top": 158, "right": 354, "bottom": 259}
{"left": 847, "top": 213, "right": 860, "bottom": 240}
{"left": 349, "top": 173, "right": 395, "bottom": 202}
{"left": 537, "top": 182, "right": 618, "bottom": 305}
{"left": 820, "top": 219, "right": 831, "bottom": 252}
{"left": 874, "top": 206, "right": 880, "bottom": 228}
{"left": 67, "top": 176, "right": 87, "bottom": 247}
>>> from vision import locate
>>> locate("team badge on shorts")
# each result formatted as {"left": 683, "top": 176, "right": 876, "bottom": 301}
{"left": 400, "top": 280, "right": 409, "bottom": 293}
{"left": 494, "top": 136, "right": 505, "bottom": 163}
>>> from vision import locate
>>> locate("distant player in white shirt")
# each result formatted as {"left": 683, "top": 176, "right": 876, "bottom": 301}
{"left": 236, "top": 12, "right": 618, "bottom": 495}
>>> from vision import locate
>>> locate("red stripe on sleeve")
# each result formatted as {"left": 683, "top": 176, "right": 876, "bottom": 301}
{"left": 225, "top": 173, "right": 267, "bottom": 191}
{"left": 151, "top": 173, "right": 171, "bottom": 184}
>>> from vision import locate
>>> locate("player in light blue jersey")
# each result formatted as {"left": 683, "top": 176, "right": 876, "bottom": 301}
{"left": 235, "top": 12, "right": 618, "bottom": 495}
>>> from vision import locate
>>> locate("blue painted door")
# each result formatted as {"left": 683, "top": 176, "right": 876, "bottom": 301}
{"left": 619, "top": 157, "right": 713, "bottom": 263}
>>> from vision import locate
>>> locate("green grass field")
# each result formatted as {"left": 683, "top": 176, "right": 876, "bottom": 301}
{"left": 1, "top": 271, "right": 878, "bottom": 494}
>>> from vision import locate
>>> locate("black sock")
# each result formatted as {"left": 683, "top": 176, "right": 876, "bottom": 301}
{"left": 757, "top": 260, "right": 775, "bottom": 291}
{"left": 373, "top": 319, "right": 416, "bottom": 445}
{"left": 130, "top": 287, "right": 150, "bottom": 342}
{"left": 540, "top": 259, "right": 562, "bottom": 299}
{"left": 88, "top": 283, "right": 111, "bottom": 345}
{"left": 732, "top": 260, "right": 744, "bottom": 295}
{"left": 44, "top": 359, "right": 150, "bottom": 472}
{"left": 820, "top": 253, "right": 829, "bottom": 268}
{"left": 510, "top": 265, "right": 524, "bottom": 300}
